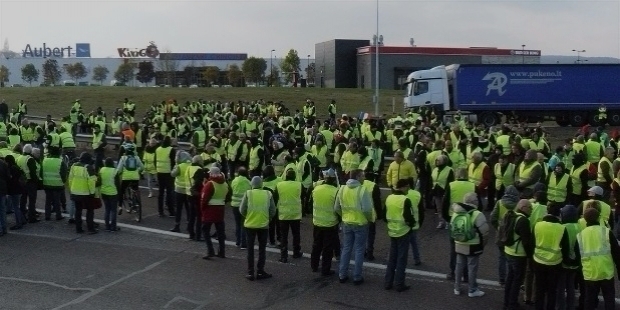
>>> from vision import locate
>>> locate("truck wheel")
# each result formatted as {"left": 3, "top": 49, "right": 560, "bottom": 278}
{"left": 555, "top": 113, "right": 570, "bottom": 127}
{"left": 607, "top": 111, "right": 620, "bottom": 126}
{"left": 588, "top": 113, "right": 603, "bottom": 127}
{"left": 569, "top": 112, "right": 586, "bottom": 127}
{"left": 479, "top": 112, "right": 499, "bottom": 127}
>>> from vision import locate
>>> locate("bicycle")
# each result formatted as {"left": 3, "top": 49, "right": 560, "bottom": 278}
{"left": 122, "top": 185, "right": 142, "bottom": 222}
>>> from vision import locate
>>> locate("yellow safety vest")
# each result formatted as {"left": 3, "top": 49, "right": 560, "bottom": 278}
{"left": 596, "top": 157, "right": 613, "bottom": 183}
{"left": 562, "top": 222, "right": 582, "bottom": 269}
{"left": 276, "top": 181, "right": 303, "bottom": 220}
{"left": 173, "top": 162, "right": 191, "bottom": 193}
{"left": 69, "top": 164, "right": 95, "bottom": 195}
{"left": 585, "top": 140, "right": 601, "bottom": 164}
{"left": 494, "top": 163, "right": 515, "bottom": 190}
{"left": 230, "top": 176, "right": 252, "bottom": 207}
{"left": 142, "top": 151, "right": 156, "bottom": 174}
{"left": 99, "top": 167, "right": 118, "bottom": 196}
{"left": 341, "top": 151, "right": 360, "bottom": 173}
{"left": 468, "top": 162, "right": 488, "bottom": 187}
{"left": 59, "top": 132, "right": 75, "bottom": 148}
{"left": 577, "top": 225, "right": 615, "bottom": 281}
{"left": 248, "top": 145, "right": 263, "bottom": 171}
{"left": 385, "top": 194, "right": 411, "bottom": 238}
{"left": 207, "top": 181, "right": 229, "bottom": 205}
{"left": 338, "top": 186, "right": 368, "bottom": 226}
{"left": 226, "top": 140, "right": 241, "bottom": 161}
{"left": 448, "top": 180, "right": 475, "bottom": 206}
{"left": 155, "top": 146, "right": 172, "bottom": 173}
{"left": 312, "top": 184, "right": 339, "bottom": 227}
{"left": 496, "top": 135, "right": 511, "bottom": 155}
{"left": 533, "top": 221, "right": 565, "bottom": 265}
{"left": 547, "top": 173, "right": 569, "bottom": 203}
{"left": 92, "top": 133, "right": 103, "bottom": 150}
{"left": 311, "top": 145, "right": 328, "bottom": 168}
{"left": 42, "top": 157, "right": 63, "bottom": 187}
{"left": 504, "top": 214, "right": 527, "bottom": 257}
{"left": 432, "top": 166, "right": 453, "bottom": 190}
{"left": 570, "top": 165, "right": 587, "bottom": 195}
{"left": 406, "top": 190, "right": 421, "bottom": 230}
{"left": 518, "top": 162, "right": 538, "bottom": 190}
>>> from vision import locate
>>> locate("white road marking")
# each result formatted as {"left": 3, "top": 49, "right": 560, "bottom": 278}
{"left": 0, "top": 277, "right": 94, "bottom": 292}
{"left": 163, "top": 296, "right": 209, "bottom": 310}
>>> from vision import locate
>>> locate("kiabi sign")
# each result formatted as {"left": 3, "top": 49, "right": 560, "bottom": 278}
{"left": 22, "top": 43, "right": 73, "bottom": 58}
{"left": 117, "top": 42, "right": 160, "bottom": 58}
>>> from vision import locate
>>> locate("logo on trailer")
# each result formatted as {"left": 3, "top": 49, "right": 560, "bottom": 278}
{"left": 117, "top": 42, "right": 159, "bottom": 58}
{"left": 483, "top": 72, "right": 507, "bottom": 96}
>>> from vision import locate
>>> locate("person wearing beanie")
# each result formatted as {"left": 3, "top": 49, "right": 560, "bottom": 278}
{"left": 575, "top": 207, "right": 620, "bottom": 310}
{"left": 556, "top": 205, "right": 582, "bottom": 310}
{"left": 546, "top": 162, "right": 572, "bottom": 208}
{"left": 239, "top": 176, "right": 276, "bottom": 281}
{"left": 18, "top": 144, "right": 42, "bottom": 224}
{"left": 490, "top": 185, "right": 520, "bottom": 286}
{"left": 531, "top": 203, "right": 571, "bottom": 310}
{"left": 200, "top": 166, "right": 231, "bottom": 259}
{"left": 308, "top": 168, "right": 340, "bottom": 276}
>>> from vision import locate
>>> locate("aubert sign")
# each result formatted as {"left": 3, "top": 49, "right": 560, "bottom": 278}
{"left": 22, "top": 43, "right": 74, "bottom": 58}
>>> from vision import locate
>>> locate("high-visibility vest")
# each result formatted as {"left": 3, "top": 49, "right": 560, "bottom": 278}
{"left": 562, "top": 222, "right": 582, "bottom": 269}
{"left": 496, "top": 135, "right": 511, "bottom": 155}
{"left": 174, "top": 162, "right": 191, "bottom": 193}
{"left": 311, "top": 145, "right": 328, "bottom": 168}
{"left": 194, "top": 130, "right": 206, "bottom": 149}
{"left": 570, "top": 165, "right": 587, "bottom": 195}
{"left": 494, "top": 163, "right": 515, "bottom": 190}
{"left": 263, "top": 177, "right": 281, "bottom": 192}
{"left": 244, "top": 189, "right": 270, "bottom": 228}
{"left": 452, "top": 210, "right": 482, "bottom": 245}
{"left": 248, "top": 145, "right": 263, "bottom": 171}
{"left": 312, "top": 184, "right": 339, "bottom": 227}
{"left": 296, "top": 155, "right": 312, "bottom": 188}
{"left": 69, "top": 164, "right": 95, "bottom": 195}
{"left": 406, "top": 189, "right": 421, "bottom": 230}
{"left": 99, "top": 167, "right": 118, "bottom": 196}
{"left": 42, "top": 157, "right": 63, "bottom": 187}
{"left": 341, "top": 151, "right": 360, "bottom": 173}
{"left": 448, "top": 180, "right": 475, "bottom": 207}
{"left": 361, "top": 180, "right": 377, "bottom": 222}
{"left": 358, "top": 156, "right": 372, "bottom": 172}
{"left": 385, "top": 194, "right": 412, "bottom": 238}
{"left": 0, "top": 123, "right": 7, "bottom": 139}
{"left": 226, "top": 140, "right": 241, "bottom": 161}
{"left": 230, "top": 176, "right": 252, "bottom": 207}
{"left": 468, "top": 162, "right": 488, "bottom": 187}
{"left": 518, "top": 161, "right": 538, "bottom": 190}
{"left": 92, "top": 133, "right": 103, "bottom": 150}
{"left": 533, "top": 221, "right": 565, "bottom": 265}
{"left": 547, "top": 173, "right": 569, "bottom": 202}
{"left": 184, "top": 165, "right": 201, "bottom": 196}
{"left": 142, "top": 151, "right": 156, "bottom": 174}
{"left": 59, "top": 132, "right": 75, "bottom": 148}
{"left": 120, "top": 156, "right": 141, "bottom": 181}
{"left": 529, "top": 202, "right": 547, "bottom": 231}
{"left": 8, "top": 135, "right": 20, "bottom": 149}
{"left": 276, "top": 180, "right": 302, "bottom": 220}
{"left": 580, "top": 199, "right": 612, "bottom": 227}
{"left": 338, "top": 185, "right": 368, "bottom": 226}
{"left": 504, "top": 213, "right": 528, "bottom": 257}
{"left": 155, "top": 146, "right": 172, "bottom": 173}
{"left": 585, "top": 140, "right": 602, "bottom": 164}
{"left": 432, "top": 166, "right": 453, "bottom": 190}
{"left": 368, "top": 147, "right": 382, "bottom": 172}
{"left": 577, "top": 225, "right": 615, "bottom": 281}
{"left": 596, "top": 157, "right": 613, "bottom": 183}
{"left": 206, "top": 181, "right": 229, "bottom": 205}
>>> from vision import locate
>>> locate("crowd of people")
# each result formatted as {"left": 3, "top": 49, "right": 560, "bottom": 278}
{"left": 2, "top": 96, "right": 620, "bottom": 309}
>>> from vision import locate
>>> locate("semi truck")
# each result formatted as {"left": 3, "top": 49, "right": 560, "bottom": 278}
{"left": 403, "top": 64, "right": 620, "bottom": 127}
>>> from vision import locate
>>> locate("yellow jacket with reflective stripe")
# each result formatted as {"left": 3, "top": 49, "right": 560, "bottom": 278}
{"left": 338, "top": 185, "right": 368, "bottom": 226}
{"left": 533, "top": 221, "right": 565, "bottom": 265}
{"left": 312, "top": 184, "right": 339, "bottom": 227}
{"left": 577, "top": 225, "right": 615, "bottom": 281}
{"left": 385, "top": 194, "right": 411, "bottom": 238}
{"left": 547, "top": 173, "right": 569, "bottom": 202}
{"left": 231, "top": 176, "right": 252, "bottom": 207}
{"left": 276, "top": 180, "right": 303, "bottom": 220}
{"left": 69, "top": 164, "right": 96, "bottom": 196}
{"left": 494, "top": 163, "right": 515, "bottom": 190}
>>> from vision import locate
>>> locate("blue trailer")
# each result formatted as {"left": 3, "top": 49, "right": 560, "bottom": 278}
{"left": 403, "top": 64, "right": 620, "bottom": 127}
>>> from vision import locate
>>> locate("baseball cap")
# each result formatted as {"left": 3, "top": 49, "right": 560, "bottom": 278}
{"left": 587, "top": 186, "right": 604, "bottom": 197}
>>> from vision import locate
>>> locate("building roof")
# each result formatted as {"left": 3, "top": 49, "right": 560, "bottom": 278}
{"left": 357, "top": 46, "right": 541, "bottom": 57}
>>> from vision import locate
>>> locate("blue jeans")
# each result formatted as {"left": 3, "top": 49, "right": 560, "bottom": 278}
{"left": 338, "top": 224, "right": 368, "bottom": 281}
{"left": 232, "top": 207, "right": 247, "bottom": 247}
{"left": 409, "top": 229, "right": 421, "bottom": 263}
{"left": 455, "top": 254, "right": 480, "bottom": 293}
{"left": 102, "top": 194, "right": 118, "bottom": 230}
{"left": 8, "top": 194, "right": 24, "bottom": 227}
{"left": 385, "top": 232, "right": 410, "bottom": 287}
{"left": 0, "top": 195, "right": 6, "bottom": 232}
{"left": 44, "top": 189, "right": 63, "bottom": 219}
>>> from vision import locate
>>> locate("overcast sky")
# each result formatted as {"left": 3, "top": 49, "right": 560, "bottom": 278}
{"left": 0, "top": 0, "right": 619, "bottom": 59}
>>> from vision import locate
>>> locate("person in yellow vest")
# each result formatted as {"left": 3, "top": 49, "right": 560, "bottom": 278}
{"left": 18, "top": 144, "right": 42, "bottom": 223}
{"left": 115, "top": 144, "right": 144, "bottom": 214}
{"left": 502, "top": 199, "right": 534, "bottom": 309}
{"left": 270, "top": 141, "right": 289, "bottom": 177}
{"left": 445, "top": 140, "right": 466, "bottom": 170}
{"left": 386, "top": 151, "right": 416, "bottom": 191}
{"left": 468, "top": 152, "right": 491, "bottom": 210}
{"left": 293, "top": 146, "right": 314, "bottom": 216}
{"left": 154, "top": 136, "right": 177, "bottom": 217}
{"left": 570, "top": 152, "right": 590, "bottom": 206}
{"left": 274, "top": 169, "right": 304, "bottom": 263}
{"left": 191, "top": 122, "right": 207, "bottom": 154}
{"left": 451, "top": 193, "right": 490, "bottom": 297}
{"left": 335, "top": 169, "right": 373, "bottom": 285}
{"left": 578, "top": 186, "right": 614, "bottom": 229}
{"left": 515, "top": 149, "right": 543, "bottom": 199}
{"left": 99, "top": 158, "right": 119, "bottom": 231}
{"left": 328, "top": 100, "right": 337, "bottom": 122}
{"left": 69, "top": 152, "right": 97, "bottom": 234}
{"left": 186, "top": 155, "right": 206, "bottom": 241}
{"left": 340, "top": 142, "right": 361, "bottom": 181}
{"left": 141, "top": 138, "right": 159, "bottom": 198}
{"left": 311, "top": 137, "right": 329, "bottom": 180}
{"left": 383, "top": 179, "right": 417, "bottom": 292}
{"left": 91, "top": 124, "right": 107, "bottom": 169}
{"left": 547, "top": 163, "right": 572, "bottom": 208}
{"left": 261, "top": 166, "right": 282, "bottom": 247}
{"left": 239, "top": 176, "right": 276, "bottom": 281}
{"left": 595, "top": 147, "right": 615, "bottom": 201}
{"left": 200, "top": 166, "right": 231, "bottom": 259}
{"left": 574, "top": 207, "right": 620, "bottom": 310}
{"left": 170, "top": 151, "right": 192, "bottom": 233}
{"left": 45, "top": 124, "right": 62, "bottom": 154}
{"left": 224, "top": 132, "right": 243, "bottom": 179}
{"left": 248, "top": 136, "right": 265, "bottom": 178}
{"left": 58, "top": 126, "right": 76, "bottom": 160}
{"left": 555, "top": 205, "right": 581, "bottom": 310}
{"left": 531, "top": 203, "right": 571, "bottom": 310}
{"left": 494, "top": 154, "right": 516, "bottom": 201}
{"left": 309, "top": 168, "right": 340, "bottom": 276}
{"left": 432, "top": 155, "right": 455, "bottom": 229}
{"left": 489, "top": 185, "right": 520, "bottom": 286}
{"left": 585, "top": 133, "right": 604, "bottom": 166}
{"left": 231, "top": 167, "right": 252, "bottom": 249}
{"left": 42, "top": 146, "right": 68, "bottom": 221}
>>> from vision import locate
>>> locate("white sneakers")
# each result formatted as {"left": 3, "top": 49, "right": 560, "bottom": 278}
{"left": 468, "top": 290, "right": 485, "bottom": 298}
{"left": 453, "top": 289, "right": 460, "bottom": 295}
{"left": 148, "top": 192, "right": 153, "bottom": 198}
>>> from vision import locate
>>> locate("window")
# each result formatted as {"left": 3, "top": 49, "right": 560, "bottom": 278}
{"left": 413, "top": 81, "right": 428, "bottom": 96}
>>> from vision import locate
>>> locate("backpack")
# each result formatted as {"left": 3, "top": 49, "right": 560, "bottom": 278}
{"left": 125, "top": 156, "right": 137, "bottom": 171}
{"left": 450, "top": 209, "right": 477, "bottom": 242}
{"left": 497, "top": 210, "right": 520, "bottom": 247}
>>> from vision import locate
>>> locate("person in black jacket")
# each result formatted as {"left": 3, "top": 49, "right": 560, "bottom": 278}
{"left": 504, "top": 199, "right": 534, "bottom": 310}
{"left": 5, "top": 152, "right": 26, "bottom": 230}
{"left": 0, "top": 156, "right": 8, "bottom": 236}
{"left": 187, "top": 155, "right": 206, "bottom": 241}
{"left": 362, "top": 172, "right": 383, "bottom": 262}
{"left": 19, "top": 144, "right": 41, "bottom": 223}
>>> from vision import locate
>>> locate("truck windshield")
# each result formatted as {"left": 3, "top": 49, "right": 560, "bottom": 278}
{"left": 413, "top": 81, "right": 428, "bottom": 96}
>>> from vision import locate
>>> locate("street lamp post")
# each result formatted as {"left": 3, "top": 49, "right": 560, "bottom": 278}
{"left": 572, "top": 49, "right": 586, "bottom": 64}
{"left": 270, "top": 49, "right": 275, "bottom": 86}
{"left": 307, "top": 54, "right": 310, "bottom": 80}
{"left": 374, "top": 0, "right": 380, "bottom": 117}
{"left": 521, "top": 44, "right": 526, "bottom": 64}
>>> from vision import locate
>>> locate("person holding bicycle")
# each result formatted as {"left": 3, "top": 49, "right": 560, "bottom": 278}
{"left": 116, "top": 144, "right": 144, "bottom": 214}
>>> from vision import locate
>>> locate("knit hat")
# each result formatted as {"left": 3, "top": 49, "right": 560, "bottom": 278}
{"left": 533, "top": 182, "right": 547, "bottom": 194}
{"left": 560, "top": 205, "right": 578, "bottom": 223}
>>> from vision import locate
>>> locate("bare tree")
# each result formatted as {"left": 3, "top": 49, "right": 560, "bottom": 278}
{"left": 157, "top": 49, "right": 178, "bottom": 86}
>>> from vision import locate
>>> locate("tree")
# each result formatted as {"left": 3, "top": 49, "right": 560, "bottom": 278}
{"left": 183, "top": 66, "right": 197, "bottom": 86}
{"left": 202, "top": 66, "right": 220, "bottom": 86}
{"left": 42, "top": 59, "right": 63, "bottom": 85}
{"left": 158, "top": 50, "right": 179, "bottom": 86}
{"left": 92, "top": 65, "right": 109, "bottom": 85}
{"left": 280, "top": 49, "right": 301, "bottom": 83}
{"left": 227, "top": 64, "right": 243, "bottom": 87}
{"left": 266, "top": 65, "right": 281, "bottom": 87}
{"left": 65, "top": 62, "right": 88, "bottom": 83}
{"left": 241, "top": 56, "right": 267, "bottom": 84}
{"left": 114, "top": 62, "right": 135, "bottom": 85}
{"left": 136, "top": 61, "right": 156, "bottom": 86}
{"left": 21, "top": 63, "right": 39, "bottom": 86}
{"left": 0, "top": 65, "right": 10, "bottom": 87}
{"left": 305, "top": 62, "right": 316, "bottom": 84}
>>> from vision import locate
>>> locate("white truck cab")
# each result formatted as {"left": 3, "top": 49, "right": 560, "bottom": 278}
{"left": 403, "top": 65, "right": 451, "bottom": 111}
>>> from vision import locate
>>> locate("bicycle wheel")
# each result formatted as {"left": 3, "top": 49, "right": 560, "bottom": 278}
{"left": 133, "top": 190, "right": 142, "bottom": 222}
{"left": 123, "top": 188, "right": 133, "bottom": 214}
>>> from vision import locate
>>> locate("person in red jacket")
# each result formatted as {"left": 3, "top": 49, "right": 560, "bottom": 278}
{"left": 201, "top": 166, "right": 232, "bottom": 259}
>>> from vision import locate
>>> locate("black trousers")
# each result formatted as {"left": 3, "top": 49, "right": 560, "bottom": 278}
{"left": 203, "top": 221, "right": 226, "bottom": 256}
{"left": 301, "top": 187, "right": 311, "bottom": 215}
{"left": 246, "top": 228, "right": 268, "bottom": 273}
{"left": 157, "top": 173, "right": 175, "bottom": 215}
{"left": 534, "top": 262, "right": 560, "bottom": 310}
{"left": 174, "top": 192, "right": 190, "bottom": 226}
{"left": 280, "top": 219, "right": 301, "bottom": 259}
{"left": 366, "top": 222, "right": 376, "bottom": 255}
{"left": 268, "top": 211, "right": 280, "bottom": 244}
{"left": 20, "top": 181, "right": 38, "bottom": 221}
{"left": 584, "top": 279, "right": 615, "bottom": 310}
{"left": 310, "top": 225, "right": 338, "bottom": 273}
{"left": 74, "top": 196, "right": 94, "bottom": 232}
{"left": 187, "top": 196, "right": 202, "bottom": 239}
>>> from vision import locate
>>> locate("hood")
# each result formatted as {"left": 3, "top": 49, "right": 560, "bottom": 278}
{"left": 500, "top": 185, "right": 520, "bottom": 208}
{"left": 452, "top": 202, "right": 477, "bottom": 213}
{"left": 345, "top": 179, "right": 361, "bottom": 188}
{"left": 177, "top": 151, "right": 192, "bottom": 163}
{"left": 209, "top": 175, "right": 226, "bottom": 184}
